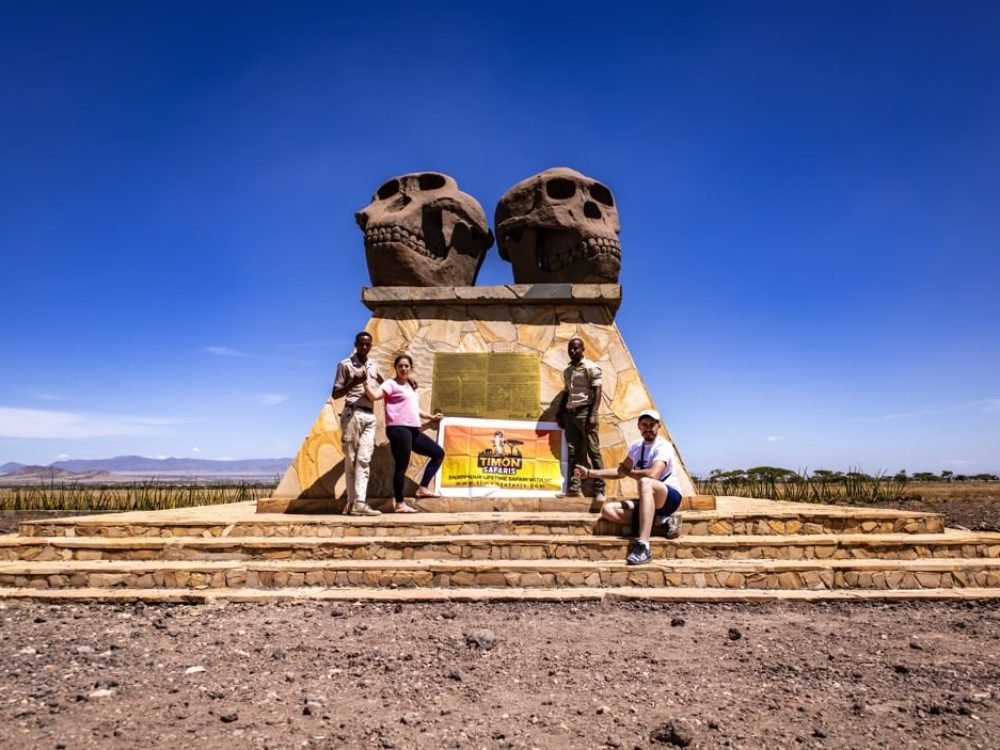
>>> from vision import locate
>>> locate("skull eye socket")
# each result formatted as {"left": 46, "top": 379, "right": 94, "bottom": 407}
{"left": 545, "top": 178, "right": 577, "bottom": 200}
{"left": 590, "top": 183, "right": 614, "bottom": 207}
{"left": 418, "top": 173, "right": 447, "bottom": 191}
{"left": 377, "top": 179, "right": 400, "bottom": 200}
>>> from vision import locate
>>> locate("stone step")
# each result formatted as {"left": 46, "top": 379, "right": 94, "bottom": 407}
{"left": 19, "top": 507, "right": 945, "bottom": 539}
{"left": 3, "top": 586, "right": 1000, "bottom": 603}
{"left": 3, "top": 531, "right": 996, "bottom": 563}
{"left": 3, "top": 556, "right": 999, "bottom": 592}
{"left": 256, "top": 494, "right": 718, "bottom": 514}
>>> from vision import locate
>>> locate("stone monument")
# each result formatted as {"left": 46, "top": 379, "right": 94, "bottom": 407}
{"left": 356, "top": 171, "right": 493, "bottom": 287}
{"left": 262, "top": 167, "right": 693, "bottom": 513}
{"left": 495, "top": 167, "right": 621, "bottom": 284}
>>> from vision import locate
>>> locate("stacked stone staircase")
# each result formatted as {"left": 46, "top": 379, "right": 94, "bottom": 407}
{"left": 2, "top": 496, "right": 1000, "bottom": 602}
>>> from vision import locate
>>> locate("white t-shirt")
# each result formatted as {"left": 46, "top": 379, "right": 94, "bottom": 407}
{"left": 626, "top": 436, "right": 681, "bottom": 493}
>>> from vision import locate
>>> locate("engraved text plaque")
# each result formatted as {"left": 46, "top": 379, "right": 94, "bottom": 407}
{"left": 432, "top": 353, "right": 540, "bottom": 419}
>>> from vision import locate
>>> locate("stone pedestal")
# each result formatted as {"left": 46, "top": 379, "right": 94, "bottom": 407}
{"left": 268, "top": 284, "right": 694, "bottom": 511}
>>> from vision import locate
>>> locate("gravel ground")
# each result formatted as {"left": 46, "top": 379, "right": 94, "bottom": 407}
{"left": 2, "top": 598, "right": 999, "bottom": 750}
{"left": 2, "top": 490, "right": 998, "bottom": 749}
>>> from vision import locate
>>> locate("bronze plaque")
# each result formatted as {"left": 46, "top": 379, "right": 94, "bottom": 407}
{"left": 432, "top": 353, "right": 540, "bottom": 419}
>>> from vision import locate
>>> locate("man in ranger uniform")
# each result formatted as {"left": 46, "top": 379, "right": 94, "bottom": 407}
{"left": 557, "top": 337, "right": 605, "bottom": 502}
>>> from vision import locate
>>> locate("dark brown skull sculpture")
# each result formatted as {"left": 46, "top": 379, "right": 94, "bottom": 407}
{"left": 356, "top": 172, "right": 494, "bottom": 286}
{"left": 495, "top": 167, "right": 621, "bottom": 284}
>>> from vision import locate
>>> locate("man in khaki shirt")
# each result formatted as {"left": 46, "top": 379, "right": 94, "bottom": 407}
{"left": 332, "top": 332, "right": 383, "bottom": 516}
{"left": 557, "top": 337, "right": 605, "bottom": 501}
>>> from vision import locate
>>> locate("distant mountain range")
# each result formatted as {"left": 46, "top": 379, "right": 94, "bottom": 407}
{"left": 0, "top": 456, "right": 291, "bottom": 477}
{"left": 1, "top": 464, "right": 115, "bottom": 481}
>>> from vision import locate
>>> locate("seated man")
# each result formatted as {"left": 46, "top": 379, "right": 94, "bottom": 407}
{"left": 573, "top": 409, "right": 683, "bottom": 566}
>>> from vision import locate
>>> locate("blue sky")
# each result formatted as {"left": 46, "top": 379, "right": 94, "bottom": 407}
{"left": 1, "top": 1, "right": 998, "bottom": 475}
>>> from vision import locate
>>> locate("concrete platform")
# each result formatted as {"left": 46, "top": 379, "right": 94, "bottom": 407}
{"left": 4, "top": 586, "right": 1000, "bottom": 604}
{"left": 3, "top": 531, "right": 997, "bottom": 563}
{"left": 2, "top": 495, "right": 993, "bottom": 602}
{"left": 3, "top": 556, "right": 1000, "bottom": 592}
{"left": 255, "top": 494, "right": 719, "bottom": 514}
{"left": 17, "top": 497, "right": 945, "bottom": 538}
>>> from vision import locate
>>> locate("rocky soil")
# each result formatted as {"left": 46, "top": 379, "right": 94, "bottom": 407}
{"left": 1, "top": 598, "right": 999, "bottom": 750}
{"left": 869, "top": 483, "right": 1000, "bottom": 532}
{"left": 2, "top": 488, "right": 998, "bottom": 749}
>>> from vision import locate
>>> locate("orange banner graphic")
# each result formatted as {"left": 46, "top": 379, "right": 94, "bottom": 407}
{"left": 437, "top": 418, "right": 566, "bottom": 496}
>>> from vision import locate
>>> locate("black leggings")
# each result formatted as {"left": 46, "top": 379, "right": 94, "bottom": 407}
{"left": 385, "top": 425, "right": 445, "bottom": 503}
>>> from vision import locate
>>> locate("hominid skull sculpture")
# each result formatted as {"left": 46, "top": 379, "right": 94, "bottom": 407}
{"left": 495, "top": 167, "right": 621, "bottom": 284}
{"left": 356, "top": 172, "right": 494, "bottom": 286}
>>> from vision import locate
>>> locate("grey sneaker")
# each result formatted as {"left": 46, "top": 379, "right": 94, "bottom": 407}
{"left": 664, "top": 514, "right": 682, "bottom": 540}
{"left": 349, "top": 503, "right": 382, "bottom": 517}
{"left": 626, "top": 541, "right": 652, "bottom": 566}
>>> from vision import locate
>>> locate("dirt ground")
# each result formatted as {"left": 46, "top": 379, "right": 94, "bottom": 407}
{"left": 1, "top": 598, "right": 998, "bottom": 750}
{"left": 877, "top": 483, "right": 1000, "bottom": 532}
{"left": 1, "top": 485, "right": 998, "bottom": 749}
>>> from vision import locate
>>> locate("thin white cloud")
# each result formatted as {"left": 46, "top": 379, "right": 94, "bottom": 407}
{"left": 767, "top": 435, "right": 784, "bottom": 443}
{"left": 33, "top": 391, "right": 63, "bottom": 402}
{"left": 56, "top": 453, "right": 70, "bottom": 460}
{"left": 203, "top": 346, "right": 312, "bottom": 366}
{"left": 850, "top": 399, "right": 1000, "bottom": 422}
{"left": 848, "top": 408, "right": 941, "bottom": 422}
{"left": 192, "top": 446, "right": 201, "bottom": 453}
{"left": 977, "top": 399, "right": 1000, "bottom": 414}
{"left": 285, "top": 337, "right": 343, "bottom": 349}
{"left": 204, "top": 346, "right": 251, "bottom": 357}
{"left": 0, "top": 407, "right": 180, "bottom": 439}
{"left": 257, "top": 393, "right": 289, "bottom": 406}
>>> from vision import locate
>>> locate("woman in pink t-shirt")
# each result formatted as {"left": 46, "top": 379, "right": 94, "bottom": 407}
{"left": 364, "top": 354, "right": 444, "bottom": 513}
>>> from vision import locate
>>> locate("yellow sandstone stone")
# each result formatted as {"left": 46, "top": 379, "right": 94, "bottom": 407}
{"left": 778, "top": 572, "right": 800, "bottom": 588}
{"left": 717, "top": 573, "right": 737, "bottom": 588}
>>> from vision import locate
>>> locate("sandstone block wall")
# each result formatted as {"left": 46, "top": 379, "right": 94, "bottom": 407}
{"left": 273, "top": 284, "right": 693, "bottom": 503}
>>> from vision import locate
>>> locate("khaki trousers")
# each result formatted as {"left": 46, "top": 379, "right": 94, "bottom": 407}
{"left": 341, "top": 409, "right": 376, "bottom": 507}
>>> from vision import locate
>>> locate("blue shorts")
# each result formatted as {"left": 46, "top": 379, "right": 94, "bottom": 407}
{"left": 656, "top": 486, "right": 683, "bottom": 520}
{"left": 625, "top": 486, "right": 682, "bottom": 535}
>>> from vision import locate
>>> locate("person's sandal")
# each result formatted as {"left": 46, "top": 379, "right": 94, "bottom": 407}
{"left": 414, "top": 488, "right": 440, "bottom": 499}
{"left": 395, "top": 502, "right": 419, "bottom": 513}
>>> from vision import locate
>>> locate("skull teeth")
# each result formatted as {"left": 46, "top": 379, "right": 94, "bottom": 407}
{"left": 364, "top": 224, "right": 446, "bottom": 260}
{"left": 539, "top": 236, "right": 621, "bottom": 272}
